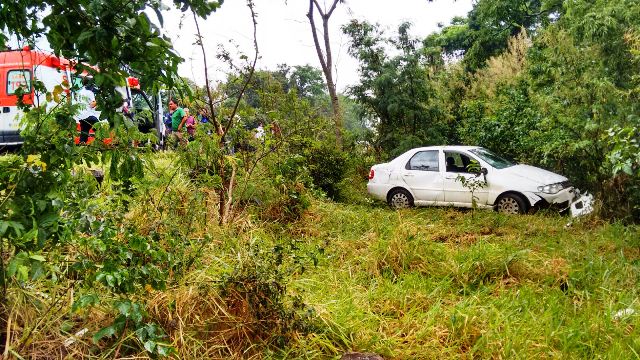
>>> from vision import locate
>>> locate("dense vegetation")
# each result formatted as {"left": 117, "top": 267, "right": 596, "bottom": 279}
{"left": 344, "top": 0, "right": 640, "bottom": 221}
{"left": 0, "top": 0, "right": 639, "bottom": 358}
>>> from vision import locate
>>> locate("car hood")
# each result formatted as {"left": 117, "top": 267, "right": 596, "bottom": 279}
{"left": 498, "top": 164, "right": 567, "bottom": 185}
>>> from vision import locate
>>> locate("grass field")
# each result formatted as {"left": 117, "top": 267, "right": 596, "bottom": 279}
{"left": 261, "top": 201, "right": 640, "bottom": 359}
{"left": 142, "top": 197, "right": 640, "bottom": 359}
{"left": 4, "top": 150, "right": 639, "bottom": 359}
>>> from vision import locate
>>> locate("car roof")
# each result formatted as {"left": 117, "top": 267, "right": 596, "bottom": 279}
{"left": 390, "top": 145, "right": 483, "bottom": 163}
{"left": 411, "top": 145, "right": 481, "bottom": 152}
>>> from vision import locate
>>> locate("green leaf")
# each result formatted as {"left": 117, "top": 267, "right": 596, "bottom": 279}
{"left": 143, "top": 340, "right": 156, "bottom": 353}
{"left": 77, "top": 30, "right": 94, "bottom": 43}
{"left": 38, "top": 212, "right": 59, "bottom": 228}
{"left": 92, "top": 325, "right": 116, "bottom": 343}
{"left": 7, "top": 259, "right": 18, "bottom": 278}
{"left": 116, "top": 301, "right": 131, "bottom": 316}
{"left": 17, "top": 265, "right": 29, "bottom": 281}
{"left": 72, "top": 294, "right": 99, "bottom": 312}
{"left": 29, "top": 254, "right": 46, "bottom": 262}
{"left": 30, "top": 260, "right": 45, "bottom": 280}
{"left": 0, "top": 220, "right": 24, "bottom": 237}
{"left": 156, "top": 344, "right": 172, "bottom": 356}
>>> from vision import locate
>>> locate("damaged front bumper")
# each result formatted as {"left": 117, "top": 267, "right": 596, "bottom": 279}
{"left": 528, "top": 188, "right": 594, "bottom": 217}
{"left": 569, "top": 191, "right": 594, "bottom": 217}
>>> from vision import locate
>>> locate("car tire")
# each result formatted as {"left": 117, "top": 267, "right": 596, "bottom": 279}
{"left": 388, "top": 188, "right": 414, "bottom": 209}
{"left": 496, "top": 193, "right": 527, "bottom": 214}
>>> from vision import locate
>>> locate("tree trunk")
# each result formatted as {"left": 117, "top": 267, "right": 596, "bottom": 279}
{"left": 327, "top": 73, "right": 344, "bottom": 148}
{"left": 193, "top": 2, "right": 259, "bottom": 225}
{"left": 307, "top": 0, "right": 343, "bottom": 149}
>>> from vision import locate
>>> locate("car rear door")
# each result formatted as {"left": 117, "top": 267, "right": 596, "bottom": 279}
{"left": 401, "top": 149, "right": 445, "bottom": 202}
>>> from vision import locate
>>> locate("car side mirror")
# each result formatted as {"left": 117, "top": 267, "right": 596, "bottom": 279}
{"left": 481, "top": 167, "right": 488, "bottom": 176}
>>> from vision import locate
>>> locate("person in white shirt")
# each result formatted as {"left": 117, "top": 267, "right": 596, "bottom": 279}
{"left": 74, "top": 77, "right": 99, "bottom": 144}
{"left": 255, "top": 122, "right": 265, "bottom": 140}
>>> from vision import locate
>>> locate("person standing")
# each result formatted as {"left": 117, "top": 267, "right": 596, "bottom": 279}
{"left": 75, "top": 77, "right": 100, "bottom": 144}
{"left": 198, "top": 108, "right": 209, "bottom": 124}
{"left": 168, "top": 98, "right": 187, "bottom": 144}
{"left": 185, "top": 108, "right": 196, "bottom": 140}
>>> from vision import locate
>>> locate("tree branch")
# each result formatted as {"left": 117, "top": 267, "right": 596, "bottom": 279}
{"left": 192, "top": 10, "right": 224, "bottom": 136}
{"left": 221, "top": 0, "right": 259, "bottom": 140}
{"left": 307, "top": 1, "right": 330, "bottom": 76}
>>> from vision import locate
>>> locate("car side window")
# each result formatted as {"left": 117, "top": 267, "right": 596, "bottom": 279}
{"left": 406, "top": 150, "right": 439, "bottom": 171}
{"left": 445, "top": 152, "right": 478, "bottom": 173}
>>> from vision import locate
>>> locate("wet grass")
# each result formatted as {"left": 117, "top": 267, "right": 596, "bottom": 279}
{"left": 279, "top": 202, "right": 640, "bottom": 359}
{"left": 5, "top": 148, "right": 639, "bottom": 359}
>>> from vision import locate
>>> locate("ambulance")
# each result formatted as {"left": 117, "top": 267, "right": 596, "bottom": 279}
{"left": 0, "top": 46, "right": 164, "bottom": 147}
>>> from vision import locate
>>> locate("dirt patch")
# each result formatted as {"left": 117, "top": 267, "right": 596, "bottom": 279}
{"left": 432, "top": 232, "right": 479, "bottom": 245}
{"left": 622, "top": 247, "right": 640, "bottom": 262}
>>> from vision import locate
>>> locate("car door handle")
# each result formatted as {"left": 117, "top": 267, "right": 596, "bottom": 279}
{"left": 445, "top": 175, "right": 457, "bottom": 179}
{"left": 404, "top": 174, "right": 415, "bottom": 177}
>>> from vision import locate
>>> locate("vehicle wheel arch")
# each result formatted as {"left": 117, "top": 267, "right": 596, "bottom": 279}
{"left": 386, "top": 187, "right": 415, "bottom": 208}
{"left": 494, "top": 191, "right": 531, "bottom": 213}
{"left": 386, "top": 186, "right": 414, "bottom": 203}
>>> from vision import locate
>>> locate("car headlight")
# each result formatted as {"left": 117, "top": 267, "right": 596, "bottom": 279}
{"left": 537, "top": 182, "right": 564, "bottom": 194}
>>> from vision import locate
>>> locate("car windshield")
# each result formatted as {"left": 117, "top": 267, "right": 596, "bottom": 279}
{"left": 469, "top": 148, "right": 515, "bottom": 169}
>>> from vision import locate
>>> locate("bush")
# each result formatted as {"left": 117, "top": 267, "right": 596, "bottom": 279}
{"left": 260, "top": 153, "right": 312, "bottom": 222}
{"left": 219, "top": 238, "right": 319, "bottom": 349}
{"left": 302, "top": 141, "right": 348, "bottom": 200}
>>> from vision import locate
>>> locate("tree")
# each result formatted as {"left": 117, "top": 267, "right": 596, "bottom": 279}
{"left": 190, "top": 1, "right": 259, "bottom": 225}
{"left": 455, "top": 0, "right": 640, "bottom": 221}
{"left": 306, "top": 0, "right": 344, "bottom": 148}
{"left": 343, "top": 20, "right": 448, "bottom": 158}
{"left": 288, "top": 64, "right": 327, "bottom": 101}
{"left": 424, "top": 0, "right": 562, "bottom": 71}
{"left": 1, "top": 0, "right": 222, "bottom": 114}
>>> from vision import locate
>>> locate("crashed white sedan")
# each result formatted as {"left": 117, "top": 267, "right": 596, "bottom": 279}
{"left": 367, "top": 146, "right": 593, "bottom": 216}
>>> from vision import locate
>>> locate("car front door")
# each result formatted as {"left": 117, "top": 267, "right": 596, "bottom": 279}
{"left": 401, "top": 150, "right": 444, "bottom": 203}
{"left": 443, "top": 151, "right": 489, "bottom": 205}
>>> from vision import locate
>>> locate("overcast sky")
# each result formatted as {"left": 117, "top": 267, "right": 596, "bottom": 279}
{"left": 161, "top": 0, "right": 474, "bottom": 91}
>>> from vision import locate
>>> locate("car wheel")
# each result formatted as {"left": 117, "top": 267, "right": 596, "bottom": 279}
{"left": 496, "top": 193, "right": 527, "bottom": 214}
{"left": 388, "top": 188, "right": 414, "bottom": 209}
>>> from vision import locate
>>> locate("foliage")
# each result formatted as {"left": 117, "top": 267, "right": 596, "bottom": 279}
{"left": 372, "top": 0, "right": 640, "bottom": 221}
{"left": 343, "top": 21, "right": 448, "bottom": 158}
{"left": 298, "top": 140, "right": 348, "bottom": 201}
{"left": 262, "top": 153, "right": 312, "bottom": 222}
{"left": 219, "top": 237, "right": 319, "bottom": 349}
{"left": 0, "top": 0, "right": 222, "bottom": 116}
{"left": 424, "top": 0, "right": 562, "bottom": 71}
{"left": 0, "top": 79, "right": 172, "bottom": 356}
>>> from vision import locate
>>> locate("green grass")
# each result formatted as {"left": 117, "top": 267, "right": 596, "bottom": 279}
{"left": 5, "top": 147, "right": 638, "bottom": 358}
{"left": 272, "top": 201, "right": 640, "bottom": 359}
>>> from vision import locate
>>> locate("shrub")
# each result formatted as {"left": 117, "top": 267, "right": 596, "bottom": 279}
{"left": 219, "top": 238, "right": 319, "bottom": 349}
{"left": 302, "top": 141, "right": 348, "bottom": 200}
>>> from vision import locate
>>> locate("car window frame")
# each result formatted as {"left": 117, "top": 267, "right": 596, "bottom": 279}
{"left": 444, "top": 151, "right": 481, "bottom": 174}
{"left": 405, "top": 150, "right": 440, "bottom": 172}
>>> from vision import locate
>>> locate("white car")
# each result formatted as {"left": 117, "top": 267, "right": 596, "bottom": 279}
{"left": 367, "top": 146, "right": 593, "bottom": 215}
